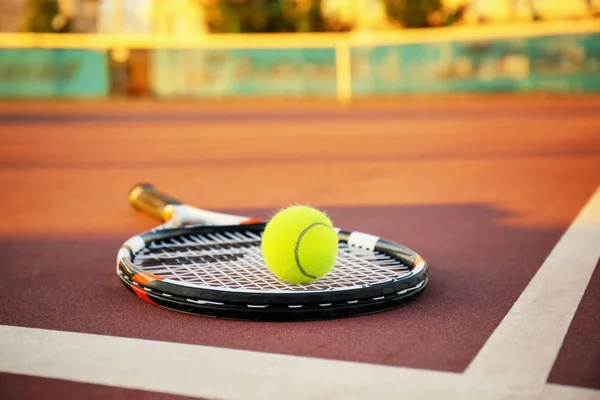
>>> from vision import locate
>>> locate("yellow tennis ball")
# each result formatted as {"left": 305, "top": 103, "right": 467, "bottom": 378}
{"left": 261, "top": 205, "right": 338, "bottom": 285}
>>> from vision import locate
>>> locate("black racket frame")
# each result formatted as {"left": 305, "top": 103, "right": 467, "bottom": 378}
{"left": 117, "top": 223, "right": 429, "bottom": 321}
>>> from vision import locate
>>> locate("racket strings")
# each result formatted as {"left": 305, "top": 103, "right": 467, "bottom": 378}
{"left": 133, "top": 230, "right": 411, "bottom": 292}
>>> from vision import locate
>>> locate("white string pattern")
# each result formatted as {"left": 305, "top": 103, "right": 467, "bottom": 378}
{"left": 133, "top": 230, "right": 411, "bottom": 292}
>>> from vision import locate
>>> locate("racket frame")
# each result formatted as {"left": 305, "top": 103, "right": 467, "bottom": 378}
{"left": 116, "top": 184, "right": 430, "bottom": 320}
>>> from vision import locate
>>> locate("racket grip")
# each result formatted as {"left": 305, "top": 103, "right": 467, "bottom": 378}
{"left": 128, "top": 183, "right": 182, "bottom": 221}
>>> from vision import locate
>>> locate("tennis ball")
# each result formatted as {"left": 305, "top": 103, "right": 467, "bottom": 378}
{"left": 261, "top": 205, "right": 338, "bottom": 285}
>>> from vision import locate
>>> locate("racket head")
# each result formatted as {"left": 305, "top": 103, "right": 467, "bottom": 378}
{"left": 117, "top": 221, "right": 429, "bottom": 321}
{"left": 120, "top": 183, "right": 429, "bottom": 320}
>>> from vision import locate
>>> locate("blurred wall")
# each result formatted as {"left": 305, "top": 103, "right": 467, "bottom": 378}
{"left": 473, "top": 0, "right": 591, "bottom": 22}
{"left": 10, "top": 0, "right": 595, "bottom": 34}
{"left": 57, "top": 0, "right": 99, "bottom": 32}
{"left": 322, "top": 0, "right": 395, "bottom": 30}
{"left": 0, "top": 0, "right": 25, "bottom": 32}
{"left": 97, "top": 0, "right": 148, "bottom": 32}
{"left": 321, "top": 0, "right": 594, "bottom": 30}
{"left": 531, "top": 0, "right": 590, "bottom": 20}
{"left": 97, "top": 0, "right": 207, "bottom": 35}
{"left": 151, "top": 0, "right": 208, "bottom": 35}
{"left": 0, "top": 0, "right": 99, "bottom": 33}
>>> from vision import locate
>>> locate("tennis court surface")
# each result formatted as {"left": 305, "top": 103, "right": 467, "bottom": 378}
{"left": 0, "top": 95, "right": 599, "bottom": 399}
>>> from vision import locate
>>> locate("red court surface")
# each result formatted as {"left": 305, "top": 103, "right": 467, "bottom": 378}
{"left": 0, "top": 95, "right": 599, "bottom": 399}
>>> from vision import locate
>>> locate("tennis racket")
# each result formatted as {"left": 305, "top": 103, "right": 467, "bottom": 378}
{"left": 117, "top": 183, "right": 429, "bottom": 321}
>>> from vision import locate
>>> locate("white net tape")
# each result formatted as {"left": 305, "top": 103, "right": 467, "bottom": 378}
{"left": 133, "top": 230, "right": 411, "bottom": 292}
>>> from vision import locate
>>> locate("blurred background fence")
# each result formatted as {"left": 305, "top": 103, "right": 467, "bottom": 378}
{"left": 0, "top": 0, "right": 599, "bottom": 102}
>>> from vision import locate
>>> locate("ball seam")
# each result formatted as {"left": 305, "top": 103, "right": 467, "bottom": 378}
{"left": 294, "top": 222, "right": 332, "bottom": 280}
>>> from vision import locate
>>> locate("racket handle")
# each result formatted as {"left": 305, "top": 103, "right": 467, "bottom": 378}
{"left": 128, "top": 183, "right": 182, "bottom": 221}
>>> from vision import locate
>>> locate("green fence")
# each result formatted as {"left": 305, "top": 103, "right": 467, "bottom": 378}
{"left": 0, "top": 49, "right": 109, "bottom": 98}
{"left": 0, "top": 30, "right": 598, "bottom": 99}
{"left": 351, "top": 32, "right": 600, "bottom": 95}
{"left": 151, "top": 47, "right": 337, "bottom": 97}
{"left": 149, "top": 32, "right": 600, "bottom": 98}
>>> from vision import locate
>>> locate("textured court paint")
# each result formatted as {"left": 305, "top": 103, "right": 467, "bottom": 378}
{"left": 2, "top": 102, "right": 599, "bottom": 124}
{"left": 0, "top": 97, "right": 599, "bottom": 396}
{"left": 0, "top": 207, "right": 577, "bottom": 372}
{"left": 0, "top": 99, "right": 598, "bottom": 237}
{"left": 2, "top": 186, "right": 599, "bottom": 399}
{"left": 465, "top": 188, "right": 600, "bottom": 393}
{"left": 0, "top": 373, "right": 204, "bottom": 400}
{"left": 547, "top": 258, "right": 600, "bottom": 390}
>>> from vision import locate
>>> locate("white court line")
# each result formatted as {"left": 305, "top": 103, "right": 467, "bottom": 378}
{"left": 1, "top": 324, "right": 595, "bottom": 400}
{"left": 465, "top": 186, "right": 600, "bottom": 393}
{"left": 1, "top": 186, "right": 599, "bottom": 399}
{"left": 0, "top": 325, "right": 467, "bottom": 400}
{"left": 542, "top": 384, "right": 600, "bottom": 400}
{"left": 1, "top": 325, "right": 598, "bottom": 400}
